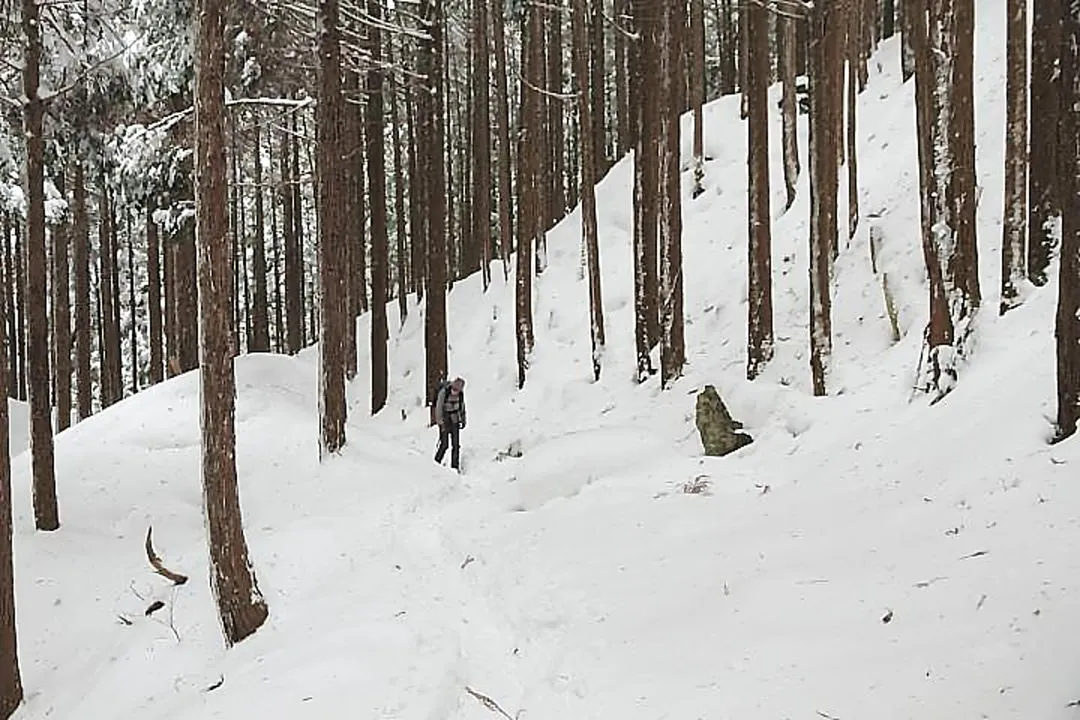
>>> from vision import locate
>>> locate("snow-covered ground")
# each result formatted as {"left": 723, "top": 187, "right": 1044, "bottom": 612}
{"left": 9, "top": 1, "right": 1080, "bottom": 717}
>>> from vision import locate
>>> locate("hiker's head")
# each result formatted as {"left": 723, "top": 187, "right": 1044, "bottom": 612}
{"left": 450, "top": 377, "right": 465, "bottom": 394}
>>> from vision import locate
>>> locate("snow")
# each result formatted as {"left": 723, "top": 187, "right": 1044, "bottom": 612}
{"left": 10, "top": 1, "right": 1080, "bottom": 717}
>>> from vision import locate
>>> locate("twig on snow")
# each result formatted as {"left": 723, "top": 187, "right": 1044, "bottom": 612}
{"left": 958, "top": 550, "right": 988, "bottom": 560}
{"left": 465, "top": 686, "right": 516, "bottom": 720}
{"left": 145, "top": 526, "right": 189, "bottom": 585}
{"left": 817, "top": 711, "right": 841, "bottom": 720}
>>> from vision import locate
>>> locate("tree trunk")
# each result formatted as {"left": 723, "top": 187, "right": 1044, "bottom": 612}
{"left": 546, "top": 4, "right": 566, "bottom": 225}
{"left": 808, "top": 0, "right": 841, "bottom": 397}
{"left": 250, "top": 123, "right": 270, "bottom": 352}
{"left": 127, "top": 213, "right": 138, "bottom": 395}
{"left": 780, "top": 13, "right": 800, "bottom": 211}
{"left": 268, "top": 143, "right": 284, "bottom": 351}
{"left": 474, "top": 0, "right": 494, "bottom": 290}
{"left": 516, "top": 1, "right": 541, "bottom": 388}
{"left": 615, "top": 0, "right": 631, "bottom": 155}
{"left": 1029, "top": 0, "right": 1062, "bottom": 286}
{"left": 951, "top": 0, "right": 979, "bottom": 308}
{"left": 573, "top": 0, "right": 606, "bottom": 381}
{"left": 194, "top": 0, "right": 269, "bottom": 645}
{"left": 23, "top": 0, "right": 59, "bottom": 531}
{"left": 72, "top": 164, "right": 91, "bottom": 416}
{"left": 632, "top": 0, "right": 659, "bottom": 381}
{"left": 900, "top": 0, "right": 916, "bottom": 81}
{"left": 590, "top": 0, "right": 608, "bottom": 174}
{"left": 388, "top": 45, "right": 409, "bottom": 324}
{"left": 747, "top": 0, "right": 774, "bottom": 381}
{"left": 690, "top": 0, "right": 706, "bottom": 199}
{"left": 284, "top": 114, "right": 305, "bottom": 354}
{"left": 847, "top": 6, "right": 860, "bottom": 240}
{"left": 1000, "top": 0, "right": 1027, "bottom": 315}
{"left": 147, "top": 203, "right": 163, "bottom": 383}
{"left": 52, "top": 172, "right": 72, "bottom": 431}
{"left": 492, "top": 0, "right": 514, "bottom": 279}
{"left": 658, "top": 0, "right": 686, "bottom": 387}
{"left": 1057, "top": 0, "right": 1080, "bottom": 440}
{"left": 0, "top": 267, "right": 20, "bottom": 717}
{"left": 13, "top": 225, "right": 24, "bottom": 402}
{"left": 368, "top": 0, "right": 389, "bottom": 415}
{"left": 98, "top": 184, "right": 119, "bottom": 406}
{"left": 316, "top": 0, "right": 348, "bottom": 456}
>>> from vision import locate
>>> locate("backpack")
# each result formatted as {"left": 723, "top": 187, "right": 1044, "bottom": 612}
{"left": 428, "top": 378, "right": 450, "bottom": 425}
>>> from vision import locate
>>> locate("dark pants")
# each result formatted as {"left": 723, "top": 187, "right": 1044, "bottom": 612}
{"left": 434, "top": 423, "right": 460, "bottom": 470}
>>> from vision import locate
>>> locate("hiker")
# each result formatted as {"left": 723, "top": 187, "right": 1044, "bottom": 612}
{"left": 434, "top": 377, "right": 467, "bottom": 471}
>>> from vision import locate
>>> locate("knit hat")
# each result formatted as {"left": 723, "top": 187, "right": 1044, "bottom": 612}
{"left": 450, "top": 377, "right": 465, "bottom": 392}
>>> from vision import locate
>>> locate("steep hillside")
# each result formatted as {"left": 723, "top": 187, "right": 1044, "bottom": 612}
{"left": 8, "top": 2, "right": 1080, "bottom": 718}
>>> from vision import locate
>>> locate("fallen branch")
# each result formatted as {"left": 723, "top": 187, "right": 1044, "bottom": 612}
{"left": 958, "top": 550, "right": 988, "bottom": 561}
{"left": 465, "top": 686, "right": 516, "bottom": 720}
{"left": 145, "top": 527, "right": 189, "bottom": 585}
{"left": 817, "top": 711, "right": 841, "bottom": 720}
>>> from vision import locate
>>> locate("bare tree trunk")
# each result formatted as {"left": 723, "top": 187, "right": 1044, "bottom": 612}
{"left": 421, "top": 0, "right": 449, "bottom": 407}
{"left": 747, "top": 0, "right": 774, "bottom": 380}
{"left": 632, "top": 0, "right": 659, "bottom": 381}
{"left": 127, "top": 212, "right": 138, "bottom": 395}
{"left": 250, "top": 123, "right": 270, "bottom": 352}
{"left": 952, "top": 0, "right": 979, "bottom": 308}
{"left": 147, "top": 203, "right": 163, "bottom": 384}
{"left": 658, "top": 0, "right": 686, "bottom": 387}
{"left": 284, "top": 115, "right": 304, "bottom": 354}
{"left": 316, "top": 0, "right": 348, "bottom": 456}
{"left": 492, "top": 0, "right": 514, "bottom": 280}
{"left": 0, "top": 270, "right": 20, "bottom": 716}
{"left": 846, "top": 5, "right": 860, "bottom": 240}
{"left": 368, "top": 0, "right": 389, "bottom": 414}
{"left": 546, "top": 3, "right": 566, "bottom": 224}
{"left": 690, "top": 0, "right": 706, "bottom": 199}
{"left": 473, "top": 0, "right": 494, "bottom": 289}
{"left": 13, "top": 225, "right": 24, "bottom": 402}
{"left": 900, "top": 0, "right": 915, "bottom": 81}
{"left": 780, "top": 13, "right": 800, "bottom": 211}
{"left": 590, "top": 0, "right": 608, "bottom": 174}
{"left": 573, "top": 0, "right": 606, "bottom": 381}
{"left": 516, "top": 1, "right": 541, "bottom": 388}
{"left": 389, "top": 49, "right": 409, "bottom": 324}
{"left": 269, "top": 141, "right": 284, "bottom": 352}
{"left": 1000, "top": 0, "right": 1028, "bottom": 315}
{"left": 615, "top": 0, "right": 631, "bottom": 155}
{"left": 23, "top": 0, "right": 59, "bottom": 531}
{"left": 1029, "top": 0, "right": 1062, "bottom": 286}
{"left": 52, "top": 172, "right": 72, "bottom": 431}
{"left": 194, "top": 0, "right": 269, "bottom": 645}
{"left": 808, "top": 0, "right": 841, "bottom": 397}
{"left": 1057, "top": 0, "right": 1080, "bottom": 440}
{"left": 406, "top": 84, "right": 426, "bottom": 301}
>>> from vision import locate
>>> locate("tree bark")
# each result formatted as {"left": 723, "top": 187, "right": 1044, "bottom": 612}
{"left": 492, "top": 0, "right": 514, "bottom": 279}
{"left": 368, "top": 0, "right": 389, "bottom": 415}
{"left": 316, "top": 0, "right": 348, "bottom": 456}
{"left": 573, "top": 0, "right": 606, "bottom": 381}
{"left": 747, "top": 0, "right": 774, "bottom": 380}
{"left": 23, "top": 0, "right": 59, "bottom": 531}
{"left": 690, "top": 0, "right": 706, "bottom": 199}
{"left": 847, "top": 5, "right": 860, "bottom": 240}
{"left": 147, "top": 203, "right": 163, "bottom": 384}
{"left": 808, "top": 0, "right": 841, "bottom": 397}
{"left": 632, "top": 0, "right": 659, "bottom": 381}
{"left": 780, "top": 13, "right": 800, "bottom": 211}
{"left": 1029, "top": 0, "right": 1062, "bottom": 286}
{"left": 473, "top": 0, "right": 494, "bottom": 289}
{"left": 1055, "top": 0, "right": 1080, "bottom": 440}
{"left": 284, "top": 114, "right": 304, "bottom": 354}
{"left": 249, "top": 123, "right": 270, "bottom": 352}
{"left": 194, "top": 0, "right": 269, "bottom": 645}
{"left": 516, "top": 1, "right": 541, "bottom": 388}
{"left": 0, "top": 281, "right": 20, "bottom": 717}
{"left": 52, "top": 172, "right": 72, "bottom": 431}
{"left": 1000, "top": 0, "right": 1027, "bottom": 315}
{"left": 658, "top": 0, "right": 685, "bottom": 387}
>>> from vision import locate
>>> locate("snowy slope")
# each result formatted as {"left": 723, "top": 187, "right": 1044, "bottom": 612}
{"left": 10, "top": 1, "right": 1080, "bottom": 718}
